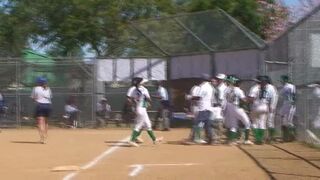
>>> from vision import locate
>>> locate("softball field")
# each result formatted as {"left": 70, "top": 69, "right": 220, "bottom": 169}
{"left": 0, "top": 128, "right": 319, "bottom": 180}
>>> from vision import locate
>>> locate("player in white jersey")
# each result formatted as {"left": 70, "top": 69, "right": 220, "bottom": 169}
{"left": 184, "top": 82, "right": 202, "bottom": 143}
{"left": 152, "top": 81, "right": 170, "bottom": 131}
{"left": 127, "top": 77, "right": 163, "bottom": 147}
{"left": 265, "top": 76, "right": 279, "bottom": 142}
{"left": 211, "top": 74, "right": 227, "bottom": 143}
{"left": 248, "top": 76, "right": 272, "bottom": 144}
{"left": 187, "top": 83, "right": 201, "bottom": 117}
{"left": 224, "top": 76, "right": 253, "bottom": 145}
{"left": 192, "top": 74, "right": 214, "bottom": 144}
{"left": 307, "top": 82, "right": 320, "bottom": 128}
{"left": 215, "top": 74, "right": 228, "bottom": 110}
{"left": 279, "top": 75, "right": 296, "bottom": 142}
{"left": 125, "top": 78, "right": 144, "bottom": 144}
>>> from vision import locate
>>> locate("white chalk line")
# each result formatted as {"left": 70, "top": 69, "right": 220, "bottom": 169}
{"left": 129, "top": 165, "right": 144, "bottom": 177}
{"left": 129, "top": 163, "right": 201, "bottom": 177}
{"left": 63, "top": 136, "right": 130, "bottom": 180}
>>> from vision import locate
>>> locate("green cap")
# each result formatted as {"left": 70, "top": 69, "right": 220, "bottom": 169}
{"left": 280, "top": 75, "right": 289, "bottom": 82}
{"left": 226, "top": 76, "right": 239, "bottom": 84}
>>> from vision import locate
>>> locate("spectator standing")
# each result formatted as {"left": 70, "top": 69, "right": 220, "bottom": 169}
{"left": 96, "top": 98, "right": 112, "bottom": 128}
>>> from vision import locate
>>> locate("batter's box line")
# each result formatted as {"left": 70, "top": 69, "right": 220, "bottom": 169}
{"left": 129, "top": 163, "right": 202, "bottom": 177}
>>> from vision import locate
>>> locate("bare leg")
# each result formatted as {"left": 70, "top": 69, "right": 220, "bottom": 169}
{"left": 37, "top": 116, "right": 45, "bottom": 143}
{"left": 44, "top": 118, "right": 48, "bottom": 139}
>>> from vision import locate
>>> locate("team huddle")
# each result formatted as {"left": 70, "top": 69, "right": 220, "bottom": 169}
{"left": 125, "top": 74, "right": 296, "bottom": 147}
{"left": 186, "top": 73, "right": 296, "bottom": 145}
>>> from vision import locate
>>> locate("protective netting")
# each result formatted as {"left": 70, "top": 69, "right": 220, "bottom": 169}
{"left": 131, "top": 9, "right": 265, "bottom": 55}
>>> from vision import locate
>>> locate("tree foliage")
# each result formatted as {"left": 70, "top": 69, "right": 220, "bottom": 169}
{"left": 185, "top": 0, "right": 288, "bottom": 40}
{"left": 0, "top": 0, "right": 289, "bottom": 57}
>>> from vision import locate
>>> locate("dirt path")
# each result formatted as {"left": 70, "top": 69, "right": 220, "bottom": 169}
{"left": 0, "top": 128, "right": 278, "bottom": 180}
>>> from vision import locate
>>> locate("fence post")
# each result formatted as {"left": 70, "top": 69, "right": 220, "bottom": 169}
{"left": 92, "top": 59, "right": 97, "bottom": 124}
{"left": 16, "top": 60, "right": 21, "bottom": 128}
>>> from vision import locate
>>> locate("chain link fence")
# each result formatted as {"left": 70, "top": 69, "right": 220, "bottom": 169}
{"left": 265, "top": 8, "right": 320, "bottom": 146}
{"left": 0, "top": 57, "right": 167, "bottom": 128}
{"left": 0, "top": 58, "right": 96, "bottom": 128}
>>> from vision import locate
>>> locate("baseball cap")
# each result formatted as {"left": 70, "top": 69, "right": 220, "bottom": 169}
{"left": 215, "top": 73, "right": 226, "bottom": 80}
{"left": 35, "top": 76, "right": 47, "bottom": 84}
{"left": 140, "top": 78, "right": 148, "bottom": 84}
{"left": 280, "top": 75, "right": 289, "bottom": 82}
{"left": 252, "top": 75, "right": 267, "bottom": 83}
{"left": 226, "top": 76, "right": 239, "bottom": 84}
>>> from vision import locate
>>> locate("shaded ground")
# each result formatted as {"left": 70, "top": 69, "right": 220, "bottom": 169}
{"left": 240, "top": 143, "right": 320, "bottom": 180}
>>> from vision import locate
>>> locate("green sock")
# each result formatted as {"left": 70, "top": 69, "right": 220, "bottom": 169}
{"left": 130, "top": 130, "right": 140, "bottom": 142}
{"left": 268, "top": 128, "right": 275, "bottom": 139}
{"left": 137, "top": 130, "right": 142, "bottom": 137}
{"left": 232, "top": 131, "right": 238, "bottom": 140}
{"left": 252, "top": 129, "right": 258, "bottom": 141}
{"left": 255, "top": 129, "right": 265, "bottom": 144}
{"left": 237, "top": 130, "right": 242, "bottom": 140}
{"left": 288, "top": 127, "right": 295, "bottom": 141}
{"left": 194, "top": 127, "right": 201, "bottom": 140}
{"left": 282, "top": 126, "right": 288, "bottom": 142}
{"left": 260, "top": 129, "right": 265, "bottom": 141}
{"left": 147, "top": 130, "right": 156, "bottom": 141}
{"left": 244, "top": 129, "right": 250, "bottom": 141}
{"left": 227, "top": 131, "right": 232, "bottom": 141}
{"left": 228, "top": 131, "right": 237, "bottom": 141}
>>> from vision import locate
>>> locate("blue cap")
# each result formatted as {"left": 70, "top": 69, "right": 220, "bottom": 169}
{"left": 36, "top": 76, "right": 47, "bottom": 84}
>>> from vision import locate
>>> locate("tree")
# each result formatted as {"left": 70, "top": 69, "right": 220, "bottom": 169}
{"left": 0, "top": 0, "right": 289, "bottom": 56}
{"left": 257, "top": 0, "right": 289, "bottom": 41}
{"left": 185, "top": 0, "right": 289, "bottom": 40}
{"left": 0, "top": 0, "right": 177, "bottom": 57}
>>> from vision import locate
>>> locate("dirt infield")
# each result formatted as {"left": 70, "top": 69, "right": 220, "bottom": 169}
{"left": 0, "top": 128, "right": 317, "bottom": 180}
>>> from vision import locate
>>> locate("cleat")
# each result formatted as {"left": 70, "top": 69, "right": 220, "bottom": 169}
{"left": 135, "top": 137, "right": 144, "bottom": 144}
{"left": 243, "top": 140, "right": 254, "bottom": 145}
{"left": 228, "top": 141, "right": 238, "bottom": 146}
{"left": 128, "top": 141, "right": 139, "bottom": 147}
{"left": 183, "top": 141, "right": 196, "bottom": 145}
{"left": 153, "top": 137, "right": 164, "bottom": 144}
{"left": 194, "top": 139, "right": 207, "bottom": 144}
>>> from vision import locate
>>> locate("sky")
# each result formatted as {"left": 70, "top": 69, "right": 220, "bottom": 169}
{"left": 283, "top": 0, "right": 301, "bottom": 6}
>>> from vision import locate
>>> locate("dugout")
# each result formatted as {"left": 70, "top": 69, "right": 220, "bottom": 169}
{"left": 265, "top": 4, "right": 320, "bottom": 145}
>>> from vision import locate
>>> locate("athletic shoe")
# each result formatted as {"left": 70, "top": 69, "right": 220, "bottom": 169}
{"left": 183, "top": 141, "right": 196, "bottom": 145}
{"left": 39, "top": 137, "right": 45, "bottom": 144}
{"left": 153, "top": 137, "right": 164, "bottom": 144}
{"left": 243, "top": 140, "right": 254, "bottom": 145}
{"left": 135, "top": 137, "right": 144, "bottom": 144}
{"left": 128, "top": 141, "right": 139, "bottom": 147}
{"left": 228, "top": 141, "right": 238, "bottom": 146}
{"left": 194, "top": 139, "right": 207, "bottom": 144}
